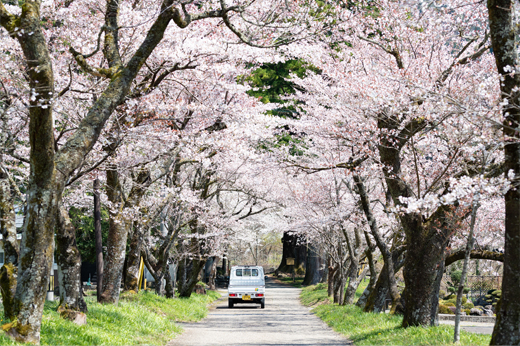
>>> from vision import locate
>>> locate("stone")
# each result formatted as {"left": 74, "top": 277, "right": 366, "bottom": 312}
{"left": 483, "top": 308, "right": 494, "bottom": 317}
{"left": 470, "top": 308, "right": 483, "bottom": 316}
{"left": 59, "top": 308, "right": 87, "bottom": 326}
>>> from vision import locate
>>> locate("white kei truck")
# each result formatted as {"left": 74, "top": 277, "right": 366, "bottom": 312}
{"left": 227, "top": 265, "right": 265, "bottom": 309}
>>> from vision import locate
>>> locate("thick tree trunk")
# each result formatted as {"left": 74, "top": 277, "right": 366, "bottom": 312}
{"left": 100, "top": 167, "right": 131, "bottom": 304}
{"left": 377, "top": 114, "right": 453, "bottom": 326}
{"left": 487, "top": 0, "right": 520, "bottom": 343}
{"left": 364, "top": 261, "right": 390, "bottom": 313}
{"left": 93, "top": 179, "right": 104, "bottom": 302}
{"left": 401, "top": 228, "right": 446, "bottom": 327}
{"left": 0, "top": 2, "right": 57, "bottom": 342}
{"left": 100, "top": 217, "right": 131, "bottom": 304}
{"left": 302, "top": 243, "right": 321, "bottom": 286}
{"left": 124, "top": 222, "right": 141, "bottom": 291}
{"left": 56, "top": 206, "right": 87, "bottom": 313}
{"left": 101, "top": 167, "right": 150, "bottom": 302}
{"left": 0, "top": 171, "right": 19, "bottom": 320}
{"left": 430, "top": 255, "right": 445, "bottom": 326}
{"left": 277, "top": 231, "right": 306, "bottom": 273}
{"left": 177, "top": 258, "right": 206, "bottom": 297}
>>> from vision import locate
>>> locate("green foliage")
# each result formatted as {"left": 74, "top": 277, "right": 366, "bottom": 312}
{"left": 69, "top": 207, "right": 110, "bottom": 263}
{"left": 463, "top": 301, "right": 474, "bottom": 309}
{"left": 438, "top": 304, "right": 453, "bottom": 314}
{"left": 442, "top": 302, "right": 455, "bottom": 307}
{"left": 0, "top": 290, "right": 220, "bottom": 345}
{"left": 449, "top": 270, "right": 463, "bottom": 287}
{"left": 259, "top": 133, "right": 308, "bottom": 156}
{"left": 240, "top": 59, "right": 320, "bottom": 118}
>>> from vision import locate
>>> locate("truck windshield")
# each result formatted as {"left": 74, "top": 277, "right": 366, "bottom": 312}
{"left": 235, "top": 269, "right": 259, "bottom": 277}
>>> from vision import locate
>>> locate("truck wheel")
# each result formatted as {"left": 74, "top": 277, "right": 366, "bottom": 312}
{"left": 260, "top": 298, "right": 265, "bottom": 309}
{"left": 228, "top": 299, "right": 234, "bottom": 308}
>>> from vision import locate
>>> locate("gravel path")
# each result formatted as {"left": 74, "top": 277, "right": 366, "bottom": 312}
{"left": 168, "top": 278, "right": 351, "bottom": 346}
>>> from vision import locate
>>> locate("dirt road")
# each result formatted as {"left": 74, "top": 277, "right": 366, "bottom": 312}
{"left": 168, "top": 278, "right": 350, "bottom": 346}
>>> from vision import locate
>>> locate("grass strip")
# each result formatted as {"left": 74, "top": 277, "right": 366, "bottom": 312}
{"left": 301, "top": 285, "right": 491, "bottom": 346}
{"left": 0, "top": 290, "right": 220, "bottom": 345}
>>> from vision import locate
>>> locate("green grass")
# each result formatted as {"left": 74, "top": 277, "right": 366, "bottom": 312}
{"left": 301, "top": 285, "right": 491, "bottom": 346}
{"left": 276, "top": 276, "right": 304, "bottom": 287}
{"left": 0, "top": 290, "right": 220, "bottom": 345}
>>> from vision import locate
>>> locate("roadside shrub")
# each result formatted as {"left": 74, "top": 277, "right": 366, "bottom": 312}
{"left": 445, "top": 296, "right": 467, "bottom": 306}
{"left": 464, "top": 309, "right": 471, "bottom": 315}
{"left": 443, "top": 302, "right": 455, "bottom": 307}
{"left": 463, "top": 301, "right": 474, "bottom": 309}
{"left": 439, "top": 304, "right": 453, "bottom": 314}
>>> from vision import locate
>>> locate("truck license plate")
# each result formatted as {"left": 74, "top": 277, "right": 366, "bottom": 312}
{"left": 242, "top": 294, "right": 251, "bottom": 301}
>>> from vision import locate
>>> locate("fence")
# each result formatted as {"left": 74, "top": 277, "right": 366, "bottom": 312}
{"left": 465, "top": 275, "right": 502, "bottom": 301}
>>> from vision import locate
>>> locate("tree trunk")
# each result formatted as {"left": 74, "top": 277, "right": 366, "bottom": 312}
{"left": 177, "top": 258, "right": 206, "bottom": 298}
{"left": 344, "top": 264, "right": 368, "bottom": 305}
{"left": 327, "top": 256, "right": 335, "bottom": 297}
{"left": 487, "top": 0, "right": 520, "bottom": 343}
{"left": 277, "top": 231, "right": 306, "bottom": 273}
{"left": 124, "top": 222, "right": 141, "bottom": 291}
{"left": 354, "top": 175, "right": 402, "bottom": 313}
{"left": 430, "top": 254, "right": 445, "bottom": 326}
{"left": 302, "top": 243, "right": 321, "bottom": 286}
{"left": 222, "top": 256, "right": 228, "bottom": 276}
{"left": 454, "top": 196, "right": 479, "bottom": 342}
{"left": 0, "top": 169, "right": 19, "bottom": 320}
{"left": 341, "top": 227, "right": 365, "bottom": 305}
{"left": 401, "top": 229, "right": 446, "bottom": 327}
{"left": 165, "top": 263, "right": 175, "bottom": 298}
{"left": 356, "top": 248, "right": 378, "bottom": 309}
{"left": 56, "top": 206, "right": 87, "bottom": 313}
{"left": 100, "top": 167, "right": 130, "bottom": 304}
{"left": 0, "top": 2, "right": 57, "bottom": 342}
{"left": 93, "top": 179, "right": 104, "bottom": 302}
{"left": 364, "top": 261, "right": 390, "bottom": 313}
{"left": 208, "top": 256, "right": 219, "bottom": 290}
{"left": 377, "top": 114, "right": 453, "bottom": 326}
{"left": 332, "top": 266, "right": 342, "bottom": 304}
{"left": 357, "top": 231, "right": 377, "bottom": 309}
